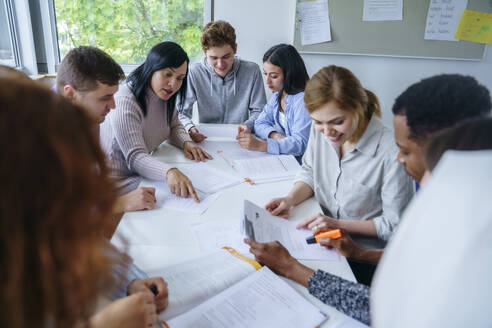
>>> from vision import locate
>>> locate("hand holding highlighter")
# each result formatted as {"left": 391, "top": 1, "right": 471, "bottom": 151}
{"left": 305, "top": 229, "right": 342, "bottom": 244}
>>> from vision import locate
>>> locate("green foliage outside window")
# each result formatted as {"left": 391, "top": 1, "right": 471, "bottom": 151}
{"left": 54, "top": 0, "right": 204, "bottom": 64}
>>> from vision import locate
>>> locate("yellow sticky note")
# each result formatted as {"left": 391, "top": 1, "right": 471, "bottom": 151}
{"left": 455, "top": 9, "right": 492, "bottom": 44}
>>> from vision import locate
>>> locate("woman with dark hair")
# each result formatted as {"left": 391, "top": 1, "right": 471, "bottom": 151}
{"left": 236, "top": 44, "right": 312, "bottom": 157}
{"left": 100, "top": 42, "right": 211, "bottom": 201}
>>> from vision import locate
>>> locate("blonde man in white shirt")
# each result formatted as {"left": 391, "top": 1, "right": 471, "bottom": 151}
{"left": 265, "top": 65, "right": 414, "bottom": 283}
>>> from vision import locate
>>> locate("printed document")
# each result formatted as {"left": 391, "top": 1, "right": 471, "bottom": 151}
{"left": 165, "top": 267, "right": 328, "bottom": 328}
{"left": 177, "top": 162, "right": 242, "bottom": 194}
{"left": 299, "top": 0, "right": 332, "bottom": 45}
{"left": 145, "top": 180, "right": 219, "bottom": 215}
{"left": 242, "top": 200, "right": 340, "bottom": 261}
{"left": 150, "top": 249, "right": 258, "bottom": 321}
{"left": 232, "top": 154, "right": 301, "bottom": 183}
{"left": 363, "top": 0, "right": 403, "bottom": 21}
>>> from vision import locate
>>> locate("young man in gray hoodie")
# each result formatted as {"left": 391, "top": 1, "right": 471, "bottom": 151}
{"left": 178, "top": 20, "right": 267, "bottom": 142}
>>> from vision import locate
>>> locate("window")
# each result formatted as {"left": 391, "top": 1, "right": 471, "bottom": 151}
{"left": 0, "top": 0, "right": 16, "bottom": 67}
{"left": 53, "top": 0, "right": 207, "bottom": 66}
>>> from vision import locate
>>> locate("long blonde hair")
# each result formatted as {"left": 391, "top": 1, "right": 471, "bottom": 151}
{"left": 304, "top": 65, "right": 381, "bottom": 142}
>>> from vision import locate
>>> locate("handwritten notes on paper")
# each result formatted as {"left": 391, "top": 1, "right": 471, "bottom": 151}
{"left": 424, "top": 0, "right": 468, "bottom": 41}
{"left": 299, "top": 0, "right": 332, "bottom": 45}
{"left": 455, "top": 9, "right": 492, "bottom": 44}
{"left": 363, "top": 0, "right": 403, "bottom": 21}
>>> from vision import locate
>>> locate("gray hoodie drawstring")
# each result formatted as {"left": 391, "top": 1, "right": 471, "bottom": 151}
{"left": 233, "top": 70, "right": 236, "bottom": 95}
{"left": 210, "top": 73, "right": 213, "bottom": 96}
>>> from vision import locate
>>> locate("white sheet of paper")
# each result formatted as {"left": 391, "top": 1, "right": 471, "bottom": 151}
{"left": 299, "top": 0, "right": 332, "bottom": 45}
{"left": 151, "top": 250, "right": 257, "bottom": 321}
{"left": 177, "top": 162, "right": 242, "bottom": 194}
{"left": 362, "top": 0, "right": 403, "bottom": 21}
{"left": 199, "top": 140, "right": 269, "bottom": 161}
{"left": 424, "top": 0, "right": 468, "bottom": 41}
{"left": 191, "top": 220, "right": 250, "bottom": 254}
{"left": 148, "top": 181, "right": 220, "bottom": 215}
{"left": 242, "top": 200, "right": 340, "bottom": 261}
{"left": 197, "top": 124, "right": 239, "bottom": 138}
{"left": 232, "top": 155, "right": 301, "bottom": 183}
{"left": 166, "top": 267, "right": 328, "bottom": 328}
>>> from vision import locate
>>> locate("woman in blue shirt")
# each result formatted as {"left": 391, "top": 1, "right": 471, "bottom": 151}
{"left": 236, "top": 44, "right": 312, "bottom": 157}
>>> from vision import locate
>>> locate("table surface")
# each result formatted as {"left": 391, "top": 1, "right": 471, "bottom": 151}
{"left": 111, "top": 124, "right": 357, "bottom": 327}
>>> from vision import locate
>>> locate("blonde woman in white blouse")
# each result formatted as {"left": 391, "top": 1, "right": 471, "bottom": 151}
{"left": 266, "top": 65, "right": 414, "bottom": 249}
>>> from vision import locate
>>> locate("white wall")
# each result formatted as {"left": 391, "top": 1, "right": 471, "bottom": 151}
{"left": 214, "top": 0, "right": 492, "bottom": 127}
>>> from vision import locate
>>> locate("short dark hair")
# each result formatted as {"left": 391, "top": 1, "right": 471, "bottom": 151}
{"left": 425, "top": 117, "right": 492, "bottom": 171}
{"left": 263, "top": 44, "right": 309, "bottom": 106}
{"left": 127, "top": 41, "right": 189, "bottom": 124}
{"left": 56, "top": 46, "right": 124, "bottom": 93}
{"left": 392, "top": 74, "right": 491, "bottom": 140}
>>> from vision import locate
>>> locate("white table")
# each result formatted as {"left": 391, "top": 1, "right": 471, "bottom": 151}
{"left": 111, "top": 124, "right": 357, "bottom": 327}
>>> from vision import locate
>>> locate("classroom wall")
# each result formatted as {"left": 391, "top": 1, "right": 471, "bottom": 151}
{"left": 214, "top": 0, "right": 492, "bottom": 128}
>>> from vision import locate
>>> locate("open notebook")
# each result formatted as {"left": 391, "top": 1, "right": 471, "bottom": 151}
{"left": 148, "top": 248, "right": 327, "bottom": 328}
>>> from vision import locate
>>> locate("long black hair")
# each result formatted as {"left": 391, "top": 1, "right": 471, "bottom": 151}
{"left": 263, "top": 44, "right": 309, "bottom": 107}
{"left": 127, "top": 41, "right": 189, "bottom": 124}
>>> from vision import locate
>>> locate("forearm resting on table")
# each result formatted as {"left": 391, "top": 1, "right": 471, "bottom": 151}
{"left": 287, "top": 182, "right": 314, "bottom": 206}
{"left": 338, "top": 219, "right": 378, "bottom": 238}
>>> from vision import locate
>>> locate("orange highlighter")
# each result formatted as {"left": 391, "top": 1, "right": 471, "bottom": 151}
{"left": 306, "top": 229, "right": 342, "bottom": 244}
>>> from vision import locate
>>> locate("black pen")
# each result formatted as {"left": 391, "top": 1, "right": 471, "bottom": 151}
{"left": 149, "top": 284, "right": 158, "bottom": 296}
